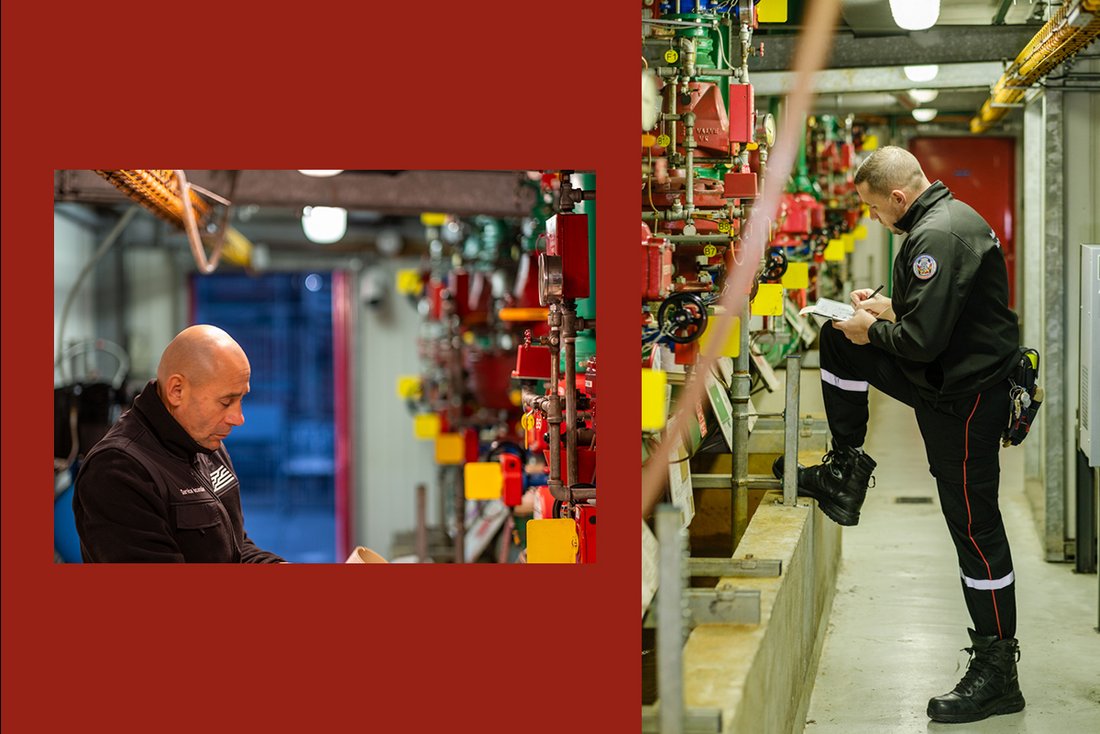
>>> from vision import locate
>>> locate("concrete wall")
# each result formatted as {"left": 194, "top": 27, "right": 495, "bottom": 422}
{"left": 1062, "top": 70, "right": 1100, "bottom": 544}
{"left": 121, "top": 247, "right": 186, "bottom": 383}
{"left": 848, "top": 213, "right": 890, "bottom": 295}
{"left": 53, "top": 211, "right": 98, "bottom": 384}
{"left": 1019, "top": 71, "right": 1100, "bottom": 557}
{"left": 681, "top": 493, "right": 842, "bottom": 733}
{"left": 353, "top": 259, "right": 438, "bottom": 554}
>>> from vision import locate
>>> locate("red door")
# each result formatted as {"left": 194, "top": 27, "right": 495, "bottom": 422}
{"left": 909, "top": 137, "right": 1017, "bottom": 308}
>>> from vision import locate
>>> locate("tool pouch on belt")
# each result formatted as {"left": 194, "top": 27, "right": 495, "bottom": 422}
{"left": 1003, "top": 347, "right": 1042, "bottom": 447}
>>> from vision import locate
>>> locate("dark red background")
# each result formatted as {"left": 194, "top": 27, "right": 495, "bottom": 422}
{"left": 1, "top": 2, "right": 639, "bottom": 731}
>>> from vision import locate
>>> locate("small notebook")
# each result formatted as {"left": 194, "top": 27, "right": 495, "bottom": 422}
{"left": 798, "top": 298, "right": 854, "bottom": 321}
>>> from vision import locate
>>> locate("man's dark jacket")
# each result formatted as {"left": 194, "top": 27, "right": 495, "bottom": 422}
{"left": 867, "top": 181, "right": 1020, "bottom": 400}
{"left": 73, "top": 380, "right": 284, "bottom": 563}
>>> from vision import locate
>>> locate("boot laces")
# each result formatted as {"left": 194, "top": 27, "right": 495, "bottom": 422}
{"left": 954, "top": 642, "right": 1019, "bottom": 695}
{"left": 954, "top": 646, "right": 994, "bottom": 695}
{"left": 819, "top": 449, "right": 849, "bottom": 471}
{"left": 819, "top": 449, "right": 876, "bottom": 487}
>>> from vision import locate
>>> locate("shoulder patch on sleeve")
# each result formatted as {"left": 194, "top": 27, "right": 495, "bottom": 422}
{"left": 913, "top": 253, "right": 937, "bottom": 280}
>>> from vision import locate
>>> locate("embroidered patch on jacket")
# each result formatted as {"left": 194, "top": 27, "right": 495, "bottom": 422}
{"left": 913, "top": 254, "right": 937, "bottom": 280}
{"left": 210, "top": 464, "right": 237, "bottom": 493}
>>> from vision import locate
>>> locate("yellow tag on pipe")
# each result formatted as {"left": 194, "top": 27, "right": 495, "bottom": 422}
{"left": 751, "top": 283, "right": 784, "bottom": 316}
{"left": 853, "top": 224, "right": 868, "bottom": 240}
{"left": 756, "top": 0, "right": 788, "bottom": 22}
{"left": 435, "top": 433, "right": 465, "bottom": 465}
{"left": 824, "top": 239, "right": 845, "bottom": 261}
{"left": 842, "top": 233, "right": 856, "bottom": 253}
{"left": 526, "top": 519, "right": 579, "bottom": 564}
{"left": 396, "top": 375, "right": 421, "bottom": 400}
{"left": 642, "top": 369, "right": 668, "bottom": 431}
{"left": 396, "top": 269, "right": 422, "bottom": 295}
{"left": 413, "top": 414, "right": 441, "bottom": 440}
{"left": 698, "top": 314, "right": 741, "bottom": 358}
{"left": 464, "top": 462, "right": 503, "bottom": 500}
{"left": 780, "top": 261, "right": 809, "bottom": 289}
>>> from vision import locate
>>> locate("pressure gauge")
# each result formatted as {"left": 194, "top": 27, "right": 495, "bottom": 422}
{"left": 642, "top": 69, "right": 661, "bottom": 131}
{"left": 761, "top": 113, "right": 776, "bottom": 147}
{"left": 538, "top": 253, "right": 564, "bottom": 306}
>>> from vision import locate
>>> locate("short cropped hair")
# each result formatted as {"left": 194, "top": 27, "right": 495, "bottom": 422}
{"left": 853, "top": 145, "right": 927, "bottom": 196}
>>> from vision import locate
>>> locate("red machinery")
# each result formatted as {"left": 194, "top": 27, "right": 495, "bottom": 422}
{"left": 408, "top": 171, "right": 597, "bottom": 563}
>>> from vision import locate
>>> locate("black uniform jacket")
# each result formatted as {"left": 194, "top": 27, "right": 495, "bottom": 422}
{"left": 73, "top": 380, "right": 284, "bottom": 563}
{"left": 867, "top": 181, "right": 1020, "bottom": 401}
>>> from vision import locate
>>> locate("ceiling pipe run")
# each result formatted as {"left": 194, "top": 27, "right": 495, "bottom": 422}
{"left": 971, "top": 0, "right": 1100, "bottom": 133}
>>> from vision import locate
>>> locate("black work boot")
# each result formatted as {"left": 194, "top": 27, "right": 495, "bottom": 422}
{"left": 771, "top": 445, "right": 876, "bottom": 526}
{"left": 927, "top": 629, "right": 1025, "bottom": 723}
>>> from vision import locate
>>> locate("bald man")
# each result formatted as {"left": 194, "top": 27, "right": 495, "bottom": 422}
{"left": 73, "top": 325, "right": 284, "bottom": 563}
{"left": 775, "top": 146, "right": 1024, "bottom": 722}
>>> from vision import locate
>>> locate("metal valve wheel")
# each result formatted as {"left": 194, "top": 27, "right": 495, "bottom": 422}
{"left": 763, "top": 246, "right": 789, "bottom": 281}
{"left": 657, "top": 291, "right": 708, "bottom": 344}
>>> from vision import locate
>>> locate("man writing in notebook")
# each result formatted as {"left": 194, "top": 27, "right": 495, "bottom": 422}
{"left": 775, "top": 146, "right": 1024, "bottom": 723}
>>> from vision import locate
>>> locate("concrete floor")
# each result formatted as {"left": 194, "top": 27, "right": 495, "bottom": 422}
{"left": 803, "top": 388, "right": 1100, "bottom": 733}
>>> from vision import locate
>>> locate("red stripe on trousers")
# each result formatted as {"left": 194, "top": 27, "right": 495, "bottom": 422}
{"left": 962, "top": 393, "right": 1004, "bottom": 639}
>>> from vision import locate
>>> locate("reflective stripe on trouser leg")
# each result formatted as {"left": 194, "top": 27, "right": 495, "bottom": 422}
{"left": 818, "top": 324, "right": 873, "bottom": 448}
{"left": 820, "top": 368, "right": 869, "bottom": 392}
{"left": 935, "top": 476, "right": 1016, "bottom": 639}
{"left": 920, "top": 388, "right": 1017, "bottom": 640}
{"left": 817, "top": 322, "right": 919, "bottom": 449}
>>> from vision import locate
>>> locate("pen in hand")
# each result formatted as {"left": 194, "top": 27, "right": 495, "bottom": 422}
{"left": 849, "top": 284, "right": 886, "bottom": 320}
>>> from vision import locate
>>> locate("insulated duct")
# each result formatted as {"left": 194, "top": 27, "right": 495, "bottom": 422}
{"left": 970, "top": 0, "right": 1100, "bottom": 133}
{"left": 94, "top": 169, "right": 251, "bottom": 271}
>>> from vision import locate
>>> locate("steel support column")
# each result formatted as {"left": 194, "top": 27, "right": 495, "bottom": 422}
{"left": 1043, "top": 90, "right": 1068, "bottom": 561}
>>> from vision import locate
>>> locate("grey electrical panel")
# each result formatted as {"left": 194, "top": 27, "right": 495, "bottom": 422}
{"left": 1080, "top": 245, "right": 1100, "bottom": 466}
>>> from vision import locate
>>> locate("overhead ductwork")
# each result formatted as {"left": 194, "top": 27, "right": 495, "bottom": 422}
{"left": 971, "top": 0, "right": 1100, "bottom": 133}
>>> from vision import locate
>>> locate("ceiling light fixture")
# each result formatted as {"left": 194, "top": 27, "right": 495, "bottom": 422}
{"left": 909, "top": 89, "right": 939, "bottom": 104}
{"left": 912, "top": 108, "right": 938, "bottom": 123}
{"left": 890, "top": 0, "right": 940, "bottom": 31}
{"left": 298, "top": 170, "right": 344, "bottom": 178}
{"left": 904, "top": 64, "right": 939, "bottom": 82}
{"left": 301, "top": 206, "right": 347, "bottom": 244}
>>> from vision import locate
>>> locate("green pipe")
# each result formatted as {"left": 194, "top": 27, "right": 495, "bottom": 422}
{"left": 789, "top": 114, "right": 814, "bottom": 195}
{"left": 574, "top": 172, "right": 596, "bottom": 367}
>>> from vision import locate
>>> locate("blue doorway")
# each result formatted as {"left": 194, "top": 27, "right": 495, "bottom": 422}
{"left": 192, "top": 272, "right": 339, "bottom": 563}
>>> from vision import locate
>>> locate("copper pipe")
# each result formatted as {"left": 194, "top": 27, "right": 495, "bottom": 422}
{"left": 416, "top": 483, "right": 428, "bottom": 563}
{"left": 546, "top": 303, "right": 564, "bottom": 502}
{"left": 175, "top": 169, "right": 225, "bottom": 274}
{"left": 563, "top": 300, "right": 578, "bottom": 490}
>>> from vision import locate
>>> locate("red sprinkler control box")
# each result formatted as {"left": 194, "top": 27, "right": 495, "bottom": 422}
{"left": 545, "top": 213, "right": 590, "bottom": 299}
